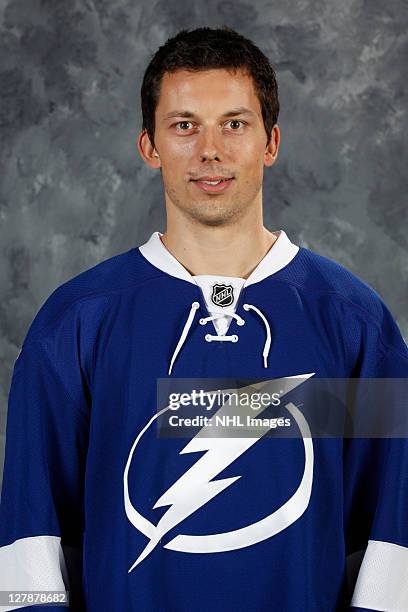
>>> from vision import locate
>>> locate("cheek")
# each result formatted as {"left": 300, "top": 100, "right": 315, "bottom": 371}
{"left": 230, "top": 135, "right": 261, "bottom": 155}
{"left": 160, "top": 136, "right": 264, "bottom": 172}
{"left": 166, "top": 140, "right": 195, "bottom": 161}
{"left": 231, "top": 142, "right": 265, "bottom": 172}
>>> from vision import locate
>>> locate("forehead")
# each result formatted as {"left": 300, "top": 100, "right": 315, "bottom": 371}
{"left": 156, "top": 68, "right": 262, "bottom": 117}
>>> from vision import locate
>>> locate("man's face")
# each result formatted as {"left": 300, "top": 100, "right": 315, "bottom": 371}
{"left": 139, "top": 68, "right": 279, "bottom": 226}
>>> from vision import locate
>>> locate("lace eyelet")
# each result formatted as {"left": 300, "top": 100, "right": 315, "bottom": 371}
{"left": 231, "top": 334, "right": 239, "bottom": 342}
{"left": 205, "top": 334, "right": 212, "bottom": 342}
{"left": 243, "top": 304, "right": 250, "bottom": 311}
{"left": 237, "top": 318, "right": 245, "bottom": 326}
{"left": 199, "top": 318, "right": 206, "bottom": 325}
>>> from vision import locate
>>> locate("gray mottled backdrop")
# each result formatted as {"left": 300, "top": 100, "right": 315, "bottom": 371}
{"left": 0, "top": 0, "right": 407, "bottom": 485}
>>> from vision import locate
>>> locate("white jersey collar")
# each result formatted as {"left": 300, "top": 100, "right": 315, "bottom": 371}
{"left": 138, "top": 229, "right": 299, "bottom": 287}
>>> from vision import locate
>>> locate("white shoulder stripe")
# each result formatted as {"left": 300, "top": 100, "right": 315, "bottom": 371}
{"left": 351, "top": 539, "right": 408, "bottom": 611}
{"left": 0, "top": 535, "right": 68, "bottom": 611}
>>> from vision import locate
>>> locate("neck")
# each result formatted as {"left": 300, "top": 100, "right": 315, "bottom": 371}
{"left": 161, "top": 204, "right": 278, "bottom": 279}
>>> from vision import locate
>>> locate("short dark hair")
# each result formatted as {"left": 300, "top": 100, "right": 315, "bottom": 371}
{"left": 141, "top": 26, "right": 280, "bottom": 148}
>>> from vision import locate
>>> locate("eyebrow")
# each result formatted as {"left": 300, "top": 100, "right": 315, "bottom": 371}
{"left": 162, "top": 106, "right": 256, "bottom": 121}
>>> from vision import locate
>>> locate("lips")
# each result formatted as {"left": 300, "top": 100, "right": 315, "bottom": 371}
{"left": 192, "top": 177, "right": 234, "bottom": 193}
{"left": 193, "top": 176, "right": 233, "bottom": 182}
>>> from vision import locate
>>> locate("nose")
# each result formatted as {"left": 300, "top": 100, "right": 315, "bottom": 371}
{"left": 198, "top": 127, "right": 222, "bottom": 162}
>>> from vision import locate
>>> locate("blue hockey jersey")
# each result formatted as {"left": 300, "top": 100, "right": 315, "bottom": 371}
{"left": 1, "top": 229, "right": 407, "bottom": 611}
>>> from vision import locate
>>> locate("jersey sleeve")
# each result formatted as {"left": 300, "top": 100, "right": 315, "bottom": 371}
{"left": 346, "top": 304, "right": 408, "bottom": 611}
{"left": 0, "top": 338, "right": 89, "bottom": 611}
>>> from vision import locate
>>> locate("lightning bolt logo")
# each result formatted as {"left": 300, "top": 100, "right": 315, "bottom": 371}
{"left": 124, "top": 375, "right": 314, "bottom": 572}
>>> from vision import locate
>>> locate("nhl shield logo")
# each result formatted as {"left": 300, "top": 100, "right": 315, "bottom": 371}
{"left": 211, "top": 283, "right": 234, "bottom": 307}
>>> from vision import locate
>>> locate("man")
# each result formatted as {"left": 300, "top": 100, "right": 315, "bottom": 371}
{"left": 0, "top": 26, "right": 407, "bottom": 611}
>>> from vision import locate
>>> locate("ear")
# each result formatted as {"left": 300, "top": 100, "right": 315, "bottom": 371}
{"left": 137, "top": 129, "right": 161, "bottom": 169}
{"left": 264, "top": 124, "right": 280, "bottom": 168}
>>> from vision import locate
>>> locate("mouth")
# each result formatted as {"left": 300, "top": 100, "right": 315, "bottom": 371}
{"left": 191, "top": 177, "right": 234, "bottom": 194}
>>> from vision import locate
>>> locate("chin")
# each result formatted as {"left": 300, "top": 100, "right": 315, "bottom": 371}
{"left": 188, "top": 206, "right": 239, "bottom": 227}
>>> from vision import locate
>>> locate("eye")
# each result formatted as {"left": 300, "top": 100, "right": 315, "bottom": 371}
{"left": 225, "top": 119, "right": 246, "bottom": 130}
{"left": 172, "top": 119, "right": 246, "bottom": 132}
{"left": 174, "top": 121, "right": 194, "bottom": 130}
